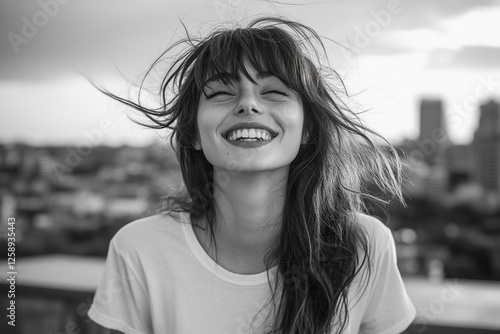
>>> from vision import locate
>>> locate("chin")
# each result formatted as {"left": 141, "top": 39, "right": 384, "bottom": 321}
{"left": 220, "top": 161, "right": 292, "bottom": 173}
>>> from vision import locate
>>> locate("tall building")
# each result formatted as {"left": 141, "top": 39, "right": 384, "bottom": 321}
{"left": 446, "top": 144, "right": 474, "bottom": 191}
{"left": 447, "top": 144, "right": 474, "bottom": 175}
{"left": 473, "top": 100, "right": 500, "bottom": 192}
{"left": 419, "top": 99, "right": 449, "bottom": 166}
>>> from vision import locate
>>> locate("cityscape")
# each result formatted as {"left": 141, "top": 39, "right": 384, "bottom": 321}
{"left": 387, "top": 98, "right": 500, "bottom": 282}
{"left": 1, "top": 98, "right": 499, "bottom": 283}
{"left": 0, "top": 141, "right": 182, "bottom": 257}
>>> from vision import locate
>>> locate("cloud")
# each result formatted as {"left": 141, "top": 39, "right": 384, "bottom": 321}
{"left": 1, "top": 0, "right": 500, "bottom": 81}
{"left": 324, "top": 0, "right": 500, "bottom": 58}
{"left": 388, "top": 0, "right": 500, "bottom": 30}
{"left": 0, "top": 0, "right": 217, "bottom": 81}
{"left": 428, "top": 46, "right": 500, "bottom": 68}
{"left": 356, "top": 38, "right": 416, "bottom": 56}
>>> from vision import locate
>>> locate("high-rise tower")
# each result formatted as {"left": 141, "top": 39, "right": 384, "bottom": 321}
{"left": 473, "top": 100, "right": 500, "bottom": 192}
{"left": 419, "top": 99, "right": 449, "bottom": 165}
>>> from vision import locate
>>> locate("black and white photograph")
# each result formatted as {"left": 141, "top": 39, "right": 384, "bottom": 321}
{"left": 1, "top": 1, "right": 500, "bottom": 333}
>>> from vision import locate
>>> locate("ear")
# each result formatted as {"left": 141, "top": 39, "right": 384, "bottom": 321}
{"left": 194, "top": 140, "right": 202, "bottom": 150}
{"left": 301, "top": 131, "right": 310, "bottom": 145}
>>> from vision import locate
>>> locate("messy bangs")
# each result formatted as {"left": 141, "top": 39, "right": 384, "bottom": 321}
{"left": 191, "top": 26, "right": 311, "bottom": 94}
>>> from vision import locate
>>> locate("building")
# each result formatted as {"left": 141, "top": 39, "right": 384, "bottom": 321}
{"left": 473, "top": 100, "right": 500, "bottom": 192}
{"left": 446, "top": 144, "right": 474, "bottom": 191}
{"left": 419, "top": 99, "right": 449, "bottom": 166}
{"left": 447, "top": 144, "right": 474, "bottom": 175}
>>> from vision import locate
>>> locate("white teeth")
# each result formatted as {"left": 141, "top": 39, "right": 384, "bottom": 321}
{"left": 226, "top": 128, "right": 274, "bottom": 141}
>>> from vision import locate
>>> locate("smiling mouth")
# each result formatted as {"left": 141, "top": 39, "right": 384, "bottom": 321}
{"left": 224, "top": 128, "right": 277, "bottom": 141}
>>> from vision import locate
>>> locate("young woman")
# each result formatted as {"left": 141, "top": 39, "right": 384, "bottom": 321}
{"left": 88, "top": 17, "right": 416, "bottom": 334}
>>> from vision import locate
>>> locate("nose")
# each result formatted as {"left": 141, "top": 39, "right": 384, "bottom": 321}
{"left": 234, "top": 89, "right": 262, "bottom": 115}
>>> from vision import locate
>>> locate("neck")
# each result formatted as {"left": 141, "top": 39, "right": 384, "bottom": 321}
{"left": 194, "top": 166, "right": 289, "bottom": 274}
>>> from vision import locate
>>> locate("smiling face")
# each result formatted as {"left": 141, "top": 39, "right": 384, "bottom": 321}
{"left": 196, "top": 62, "right": 305, "bottom": 172}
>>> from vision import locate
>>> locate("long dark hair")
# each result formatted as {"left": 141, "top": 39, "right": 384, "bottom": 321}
{"left": 98, "top": 17, "right": 403, "bottom": 334}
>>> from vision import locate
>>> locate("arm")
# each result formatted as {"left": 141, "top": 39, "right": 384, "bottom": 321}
{"left": 88, "top": 319, "right": 125, "bottom": 334}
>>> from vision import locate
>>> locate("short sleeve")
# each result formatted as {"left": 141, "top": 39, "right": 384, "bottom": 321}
{"left": 359, "top": 228, "right": 416, "bottom": 334}
{"left": 88, "top": 236, "right": 152, "bottom": 334}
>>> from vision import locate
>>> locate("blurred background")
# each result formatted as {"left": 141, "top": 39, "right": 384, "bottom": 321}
{"left": 1, "top": 0, "right": 500, "bottom": 333}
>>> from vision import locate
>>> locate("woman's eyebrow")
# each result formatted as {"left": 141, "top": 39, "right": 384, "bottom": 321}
{"left": 255, "top": 71, "right": 275, "bottom": 80}
{"left": 203, "top": 71, "right": 282, "bottom": 88}
{"left": 256, "top": 72, "right": 289, "bottom": 86}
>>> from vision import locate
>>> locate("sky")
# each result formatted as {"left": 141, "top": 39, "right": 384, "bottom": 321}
{"left": 1, "top": 0, "right": 500, "bottom": 147}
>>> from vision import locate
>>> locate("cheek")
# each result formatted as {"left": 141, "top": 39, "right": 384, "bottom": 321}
{"left": 196, "top": 107, "right": 209, "bottom": 135}
{"left": 197, "top": 109, "right": 221, "bottom": 145}
{"left": 284, "top": 110, "right": 305, "bottom": 139}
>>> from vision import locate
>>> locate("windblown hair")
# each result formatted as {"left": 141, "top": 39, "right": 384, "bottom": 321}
{"left": 100, "top": 17, "right": 403, "bottom": 334}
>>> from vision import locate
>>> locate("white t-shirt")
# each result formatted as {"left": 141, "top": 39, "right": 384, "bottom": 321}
{"left": 88, "top": 211, "right": 416, "bottom": 334}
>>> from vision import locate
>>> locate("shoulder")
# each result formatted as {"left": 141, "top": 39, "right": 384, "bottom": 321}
{"left": 352, "top": 214, "right": 416, "bottom": 333}
{"left": 354, "top": 212, "right": 392, "bottom": 239}
{"left": 110, "top": 211, "right": 190, "bottom": 256}
{"left": 353, "top": 212, "right": 394, "bottom": 256}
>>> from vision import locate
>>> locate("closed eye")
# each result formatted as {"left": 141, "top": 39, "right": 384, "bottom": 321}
{"left": 265, "top": 90, "right": 289, "bottom": 96}
{"left": 205, "top": 91, "right": 234, "bottom": 99}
